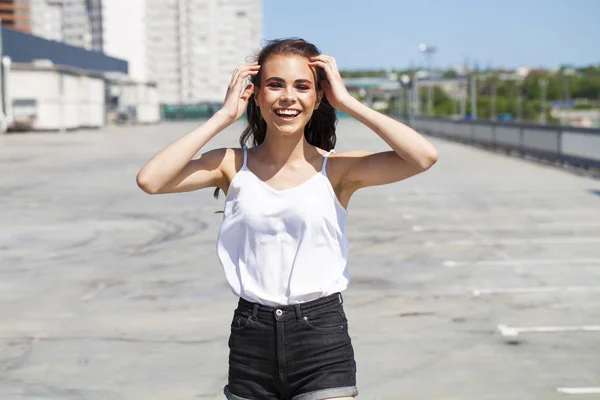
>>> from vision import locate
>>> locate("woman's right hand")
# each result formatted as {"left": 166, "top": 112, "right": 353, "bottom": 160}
{"left": 219, "top": 62, "right": 261, "bottom": 122}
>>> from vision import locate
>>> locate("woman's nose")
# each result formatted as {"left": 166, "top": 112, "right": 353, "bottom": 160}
{"left": 279, "top": 88, "right": 297, "bottom": 103}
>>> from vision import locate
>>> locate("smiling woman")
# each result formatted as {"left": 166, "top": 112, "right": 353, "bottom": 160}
{"left": 255, "top": 55, "right": 323, "bottom": 133}
{"left": 136, "top": 38, "right": 438, "bottom": 400}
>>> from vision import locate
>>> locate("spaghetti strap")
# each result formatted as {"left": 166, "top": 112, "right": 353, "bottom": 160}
{"left": 242, "top": 146, "right": 248, "bottom": 168}
{"left": 321, "top": 150, "right": 334, "bottom": 173}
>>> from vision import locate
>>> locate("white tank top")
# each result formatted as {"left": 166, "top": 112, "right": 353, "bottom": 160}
{"left": 216, "top": 146, "right": 350, "bottom": 306}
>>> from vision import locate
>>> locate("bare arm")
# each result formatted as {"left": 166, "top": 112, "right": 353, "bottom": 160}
{"left": 338, "top": 98, "right": 438, "bottom": 191}
{"left": 309, "top": 55, "right": 438, "bottom": 194}
{"left": 136, "top": 62, "right": 259, "bottom": 194}
{"left": 136, "top": 112, "right": 233, "bottom": 194}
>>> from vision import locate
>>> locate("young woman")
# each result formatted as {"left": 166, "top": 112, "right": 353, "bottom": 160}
{"left": 137, "top": 38, "right": 438, "bottom": 400}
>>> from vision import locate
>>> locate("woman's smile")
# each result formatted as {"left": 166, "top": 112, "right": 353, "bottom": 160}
{"left": 273, "top": 108, "right": 302, "bottom": 122}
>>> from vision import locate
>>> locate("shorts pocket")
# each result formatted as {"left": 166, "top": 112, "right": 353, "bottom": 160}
{"left": 302, "top": 307, "right": 348, "bottom": 332}
{"left": 230, "top": 310, "right": 253, "bottom": 331}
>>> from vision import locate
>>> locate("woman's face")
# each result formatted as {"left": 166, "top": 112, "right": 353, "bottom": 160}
{"left": 254, "top": 54, "right": 322, "bottom": 136}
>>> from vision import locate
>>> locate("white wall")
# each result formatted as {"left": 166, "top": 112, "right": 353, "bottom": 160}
{"left": 120, "top": 82, "right": 161, "bottom": 124}
{"left": 10, "top": 68, "right": 105, "bottom": 131}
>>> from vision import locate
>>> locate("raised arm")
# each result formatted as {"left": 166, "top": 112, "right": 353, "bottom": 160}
{"left": 308, "top": 55, "right": 438, "bottom": 193}
{"left": 136, "top": 62, "right": 259, "bottom": 194}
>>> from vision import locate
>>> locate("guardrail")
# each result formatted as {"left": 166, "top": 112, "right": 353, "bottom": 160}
{"left": 410, "top": 116, "right": 600, "bottom": 170}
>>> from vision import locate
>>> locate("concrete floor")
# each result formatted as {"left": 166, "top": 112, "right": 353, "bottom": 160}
{"left": 1, "top": 118, "right": 599, "bottom": 399}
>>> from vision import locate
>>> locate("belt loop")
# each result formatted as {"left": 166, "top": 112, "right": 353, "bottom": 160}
{"left": 252, "top": 304, "right": 259, "bottom": 319}
{"left": 294, "top": 304, "right": 303, "bottom": 321}
{"left": 338, "top": 292, "right": 343, "bottom": 305}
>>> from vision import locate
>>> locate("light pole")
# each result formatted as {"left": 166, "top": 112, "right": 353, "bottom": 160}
{"left": 562, "top": 67, "right": 574, "bottom": 102}
{"left": 400, "top": 74, "right": 414, "bottom": 127}
{"left": 459, "top": 77, "right": 467, "bottom": 117}
{"left": 413, "top": 72, "right": 420, "bottom": 116}
{"left": 490, "top": 79, "right": 497, "bottom": 121}
{"left": 517, "top": 93, "right": 523, "bottom": 122}
{"left": 539, "top": 78, "right": 548, "bottom": 124}
{"left": 470, "top": 74, "right": 478, "bottom": 120}
{"left": 419, "top": 43, "right": 436, "bottom": 116}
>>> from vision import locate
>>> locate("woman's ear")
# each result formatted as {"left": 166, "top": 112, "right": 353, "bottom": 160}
{"left": 253, "top": 88, "right": 260, "bottom": 107}
{"left": 315, "top": 88, "right": 323, "bottom": 109}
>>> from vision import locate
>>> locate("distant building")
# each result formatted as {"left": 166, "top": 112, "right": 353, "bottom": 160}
{"left": 0, "top": 26, "right": 144, "bottom": 132}
{"left": 515, "top": 66, "right": 530, "bottom": 78}
{"left": 146, "top": 0, "right": 262, "bottom": 105}
{"left": 551, "top": 109, "right": 600, "bottom": 128}
{"left": 0, "top": 0, "right": 31, "bottom": 33}
{"left": 29, "top": 0, "right": 103, "bottom": 51}
{"left": 102, "top": 0, "right": 262, "bottom": 105}
{"left": 5, "top": 0, "right": 262, "bottom": 105}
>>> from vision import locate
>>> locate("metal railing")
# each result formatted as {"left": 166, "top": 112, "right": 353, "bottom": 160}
{"left": 409, "top": 116, "right": 600, "bottom": 170}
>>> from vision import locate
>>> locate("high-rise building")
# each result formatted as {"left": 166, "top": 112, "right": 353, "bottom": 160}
{"left": 147, "top": 0, "right": 262, "bottom": 104}
{"left": 17, "top": 0, "right": 260, "bottom": 104}
{"left": 102, "top": 0, "right": 261, "bottom": 104}
{"left": 0, "top": 0, "right": 32, "bottom": 33}
{"left": 29, "top": 0, "right": 103, "bottom": 51}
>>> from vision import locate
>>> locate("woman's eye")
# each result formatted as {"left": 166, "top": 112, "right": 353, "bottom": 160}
{"left": 297, "top": 86, "right": 309, "bottom": 90}
{"left": 267, "top": 83, "right": 282, "bottom": 88}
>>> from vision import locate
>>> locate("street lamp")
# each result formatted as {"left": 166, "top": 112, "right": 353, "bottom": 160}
{"left": 400, "top": 74, "right": 410, "bottom": 117}
{"left": 419, "top": 43, "right": 436, "bottom": 116}
{"left": 400, "top": 74, "right": 414, "bottom": 127}
{"left": 539, "top": 78, "right": 548, "bottom": 124}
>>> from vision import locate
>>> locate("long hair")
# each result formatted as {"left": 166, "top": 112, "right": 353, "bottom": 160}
{"left": 214, "top": 38, "right": 338, "bottom": 199}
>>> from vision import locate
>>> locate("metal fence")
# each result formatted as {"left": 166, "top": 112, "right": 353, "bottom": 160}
{"left": 411, "top": 116, "right": 600, "bottom": 170}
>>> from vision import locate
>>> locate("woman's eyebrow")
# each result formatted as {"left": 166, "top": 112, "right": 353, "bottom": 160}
{"left": 265, "top": 77, "right": 313, "bottom": 85}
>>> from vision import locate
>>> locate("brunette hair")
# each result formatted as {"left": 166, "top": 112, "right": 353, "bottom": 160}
{"left": 214, "top": 38, "right": 338, "bottom": 199}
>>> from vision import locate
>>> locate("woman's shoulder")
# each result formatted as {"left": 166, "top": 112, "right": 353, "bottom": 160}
{"left": 328, "top": 149, "right": 373, "bottom": 169}
{"left": 199, "top": 147, "right": 244, "bottom": 166}
{"left": 325, "top": 150, "right": 374, "bottom": 185}
{"left": 218, "top": 147, "right": 246, "bottom": 176}
{"left": 329, "top": 149, "right": 372, "bottom": 158}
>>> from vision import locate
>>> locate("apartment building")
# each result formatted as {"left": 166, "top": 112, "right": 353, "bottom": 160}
{"left": 0, "top": 0, "right": 31, "bottom": 32}
{"left": 7, "top": 0, "right": 261, "bottom": 105}
{"left": 28, "top": 0, "right": 103, "bottom": 51}
{"left": 143, "top": 0, "right": 262, "bottom": 104}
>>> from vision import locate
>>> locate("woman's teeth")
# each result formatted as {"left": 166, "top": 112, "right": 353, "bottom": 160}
{"left": 276, "top": 110, "right": 300, "bottom": 116}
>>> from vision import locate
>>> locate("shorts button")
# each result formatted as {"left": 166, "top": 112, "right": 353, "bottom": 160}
{"left": 275, "top": 309, "right": 283, "bottom": 316}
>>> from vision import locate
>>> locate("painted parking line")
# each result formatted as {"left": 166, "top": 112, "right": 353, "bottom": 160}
{"left": 498, "top": 324, "right": 600, "bottom": 338}
{"left": 439, "top": 237, "right": 600, "bottom": 247}
{"left": 557, "top": 387, "right": 600, "bottom": 394}
{"left": 443, "top": 258, "right": 600, "bottom": 268}
{"left": 411, "top": 222, "right": 600, "bottom": 232}
{"left": 471, "top": 286, "right": 600, "bottom": 296}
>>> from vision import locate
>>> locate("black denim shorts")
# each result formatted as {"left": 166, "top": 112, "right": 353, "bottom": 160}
{"left": 224, "top": 292, "right": 358, "bottom": 400}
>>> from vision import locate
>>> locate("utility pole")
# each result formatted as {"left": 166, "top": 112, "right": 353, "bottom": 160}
{"left": 406, "top": 77, "right": 415, "bottom": 128}
{"left": 470, "top": 75, "right": 477, "bottom": 119}
{"left": 540, "top": 78, "right": 548, "bottom": 124}
{"left": 490, "top": 80, "right": 496, "bottom": 121}
{"left": 400, "top": 74, "right": 410, "bottom": 119}
{"left": 419, "top": 43, "right": 436, "bottom": 116}
{"left": 398, "top": 88, "right": 403, "bottom": 116}
{"left": 0, "top": 26, "right": 6, "bottom": 133}
{"left": 414, "top": 76, "right": 420, "bottom": 116}
{"left": 460, "top": 78, "right": 467, "bottom": 117}
{"left": 562, "top": 67, "right": 574, "bottom": 102}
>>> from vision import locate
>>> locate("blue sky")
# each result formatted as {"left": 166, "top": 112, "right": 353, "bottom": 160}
{"left": 263, "top": 0, "right": 600, "bottom": 70}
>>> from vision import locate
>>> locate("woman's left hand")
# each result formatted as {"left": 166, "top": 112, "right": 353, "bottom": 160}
{"left": 308, "top": 55, "right": 354, "bottom": 111}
